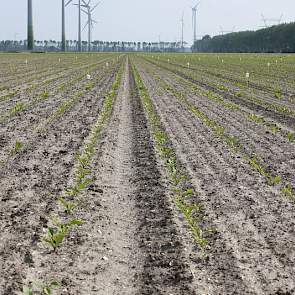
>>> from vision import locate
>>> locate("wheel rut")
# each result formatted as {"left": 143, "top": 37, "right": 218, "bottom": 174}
{"left": 87, "top": 59, "right": 194, "bottom": 294}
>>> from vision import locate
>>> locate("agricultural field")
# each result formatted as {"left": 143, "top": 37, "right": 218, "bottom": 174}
{"left": 0, "top": 52, "right": 295, "bottom": 295}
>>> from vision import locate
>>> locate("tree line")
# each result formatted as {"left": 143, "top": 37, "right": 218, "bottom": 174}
{"left": 0, "top": 40, "right": 188, "bottom": 52}
{"left": 193, "top": 22, "right": 295, "bottom": 53}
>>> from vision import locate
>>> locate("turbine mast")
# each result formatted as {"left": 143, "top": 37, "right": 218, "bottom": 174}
{"left": 192, "top": 2, "right": 200, "bottom": 45}
{"left": 88, "top": 7, "right": 91, "bottom": 52}
{"left": 78, "top": 0, "right": 82, "bottom": 51}
{"left": 192, "top": 7, "right": 196, "bottom": 43}
{"left": 27, "top": 0, "right": 34, "bottom": 50}
{"left": 62, "top": 0, "right": 66, "bottom": 51}
{"left": 181, "top": 12, "right": 184, "bottom": 51}
{"left": 81, "top": 0, "right": 100, "bottom": 52}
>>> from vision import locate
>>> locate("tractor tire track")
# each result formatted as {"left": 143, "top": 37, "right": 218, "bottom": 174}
{"left": 20, "top": 59, "right": 195, "bottom": 295}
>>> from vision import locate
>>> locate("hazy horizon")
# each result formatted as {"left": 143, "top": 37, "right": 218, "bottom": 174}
{"left": 0, "top": 0, "right": 294, "bottom": 45}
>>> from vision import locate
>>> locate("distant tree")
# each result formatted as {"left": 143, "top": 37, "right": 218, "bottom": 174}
{"left": 194, "top": 22, "right": 295, "bottom": 53}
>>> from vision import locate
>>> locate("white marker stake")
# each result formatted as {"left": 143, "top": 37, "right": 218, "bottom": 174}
{"left": 87, "top": 74, "right": 91, "bottom": 80}
{"left": 25, "top": 59, "right": 28, "bottom": 65}
{"left": 246, "top": 72, "right": 250, "bottom": 87}
{"left": 187, "top": 62, "right": 190, "bottom": 68}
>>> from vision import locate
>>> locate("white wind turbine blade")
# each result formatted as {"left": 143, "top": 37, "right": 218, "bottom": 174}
{"left": 81, "top": 8, "right": 88, "bottom": 14}
{"left": 65, "top": 0, "right": 73, "bottom": 7}
{"left": 82, "top": 21, "right": 89, "bottom": 31}
{"left": 91, "top": 2, "right": 100, "bottom": 12}
{"left": 193, "top": 1, "right": 201, "bottom": 10}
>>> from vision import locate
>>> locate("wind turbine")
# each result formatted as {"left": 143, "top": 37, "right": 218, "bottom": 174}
{"left": 181, "top": 11, "right": 184, "bottom": 51}
{"left": 78, "top": 0, "right": 82, "bottom": 52}
{"left": 27, "top": 0, "right": 34, "bottom": 50}
{"left": 81, "top": 0, "right": 100, "bottom": 52}
{"left": 72, "top": 0, "right": 82, "bottom": 51}
{"left": 192, "top": 1, "right": 200, "bottom": 44}
{"left": 62, "top": 0, "right": 73, "bottom": 51}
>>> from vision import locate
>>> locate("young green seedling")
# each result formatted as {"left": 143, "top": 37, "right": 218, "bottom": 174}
{"left": 10, "top": 140, "right": 23, "bottom": 156}
{"left": 22, "top": 286, "right": 33, "bottom": 295}
{"left": 41, "top": 281, "right": 60, "bottom": 295}
{"left": 282, "top": 184, "right": 294, "bottom": 199}
{"left": 59, "top": 198, "right": 80, "bottom": 215}
{"left": 42, "top": 219, "right": 83, "bottom": 251}
{"left": 41, "top": 91, "right": 49, "bottom": 99}
{"left": 23, "top": 281, "right": 59, "bottom": 295}
{"left": 286, "top": 132, "right": 294, "bottom": 142}
{"left": 10, "top": 102, "right": 26, "bottom": 116}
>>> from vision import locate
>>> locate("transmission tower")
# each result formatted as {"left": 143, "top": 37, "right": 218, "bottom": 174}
{"left": 260, "top": 14, "right": 283, "bottom": 28}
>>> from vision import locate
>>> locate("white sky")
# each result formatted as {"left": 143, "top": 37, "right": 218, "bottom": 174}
{"left": 0, "top": 0, "right": 294, "bottom": 45}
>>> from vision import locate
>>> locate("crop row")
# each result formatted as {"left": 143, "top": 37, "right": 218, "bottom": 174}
{"left": 0, "top": 57, "right": 86, "bottom": 92}
{"left": 141, "top": 58, "right": 295, "bottom": 144}
{"left": 0, "top": 55, "right": 114, "bottom": 104}
{"left": 132, "top": 61, "right": 214, "bottom": 255}
{"left": 134, "top": 58, "right": 294, "bottom": 199}
{"left": 22, "top": 60, "right": 124, "bottom": 294}
{"left": 0, "top": 58, "right": 118, "bottom": 124}
{"left": 2, "top": 60, "right": 121, "bottom": 171}
{"left": 148, "top": 54, "right": 295, "bottom": 98}
{"left": 144, "top": 56, "right": 295, "bottom": 120}
{"left": 0, "top": 53, "right": 118, "bottom": 89}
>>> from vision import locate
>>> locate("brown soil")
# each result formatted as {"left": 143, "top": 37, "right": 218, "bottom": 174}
{"left": 1, "top": 55, "right": 295, "bottom": 295}
{"left": 135, "top": 58, "right": 295, "bottom": 295}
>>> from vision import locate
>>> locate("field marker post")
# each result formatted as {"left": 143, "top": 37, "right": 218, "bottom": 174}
{"left": 246, "top": 72, "right": 250, "bottom": 87}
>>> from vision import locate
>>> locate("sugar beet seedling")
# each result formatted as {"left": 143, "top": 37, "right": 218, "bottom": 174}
{"left": 42, "top": 219, "right": 83, "bottom": 252}
{"left": 23, "top": 280, "right": 60, "bottom": 295}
